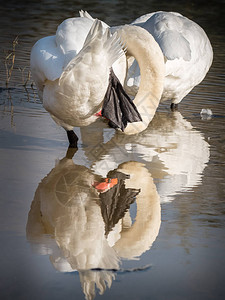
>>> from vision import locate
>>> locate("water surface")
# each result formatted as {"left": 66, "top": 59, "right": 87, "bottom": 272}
{"left": 0, "top": 1, "right": 225, "bottom": 300}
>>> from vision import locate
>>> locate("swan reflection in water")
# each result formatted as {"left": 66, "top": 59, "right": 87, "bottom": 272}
{"left": 26, "top": 157, "right": 160, "bottom": 300}
{"left": 87, "top": 111, "right": 210, "bottom": 202}
{"left": 26, "top": 111, "right": 210, "bottom": 299}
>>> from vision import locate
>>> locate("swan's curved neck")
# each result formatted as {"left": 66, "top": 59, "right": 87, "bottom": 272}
{"left": 117, "top": 25, "right": 165, "bottom": 134}
{"left": 113, "top": 162, "right": 161, "bottom": 258}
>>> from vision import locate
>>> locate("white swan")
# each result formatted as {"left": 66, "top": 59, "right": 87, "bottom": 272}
{"left": 31, "top": 18, "right": 126, "bottom": 147}
{"left": 79, "top": 11, "right": 213, "bottom": 109}
{"left": 30, "top": 13, "right": 165, "bottom": 146}
{"left": 31, "top": 11, "right": 212, "bottom": 146}
{"left": 125, "top": 11, "right": 213, "bottom": 109}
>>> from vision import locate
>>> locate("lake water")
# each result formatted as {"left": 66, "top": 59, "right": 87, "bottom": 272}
{"left": 0, "top": 1, "right": 225, "bottom": 299}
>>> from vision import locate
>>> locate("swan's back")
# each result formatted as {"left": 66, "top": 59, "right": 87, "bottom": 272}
{"left": 128, "top": 11, "right": 213, "bottom": 103}
{"left": 30, "top": 17, "right": 99, "bottom": 99}
{"left": 140, "top": 12, "right": 213, "bottom": 64}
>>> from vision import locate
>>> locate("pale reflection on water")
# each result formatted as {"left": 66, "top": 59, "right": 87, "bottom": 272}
{"left": 27, "top": 158, "right": 160, "bottom": 300}
{"left": 0, "top": 1, "right": 225, "bottom": 300}
{"left": 25, "top": 111, "right": 210, "bottom": 299}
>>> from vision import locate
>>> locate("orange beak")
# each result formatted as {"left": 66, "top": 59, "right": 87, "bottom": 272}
{"left": 93, "top": 178, "right": 118, "bottom": 193}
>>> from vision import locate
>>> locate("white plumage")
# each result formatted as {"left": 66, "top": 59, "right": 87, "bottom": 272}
{"left": 31, "top": 16, "right": 96, "bottom": 98}
{"left": 30, "top": 11, "right": 213, "bottom": 145}
{"left": 31, "top": 19, "right": 125, "bottom": 131}
{"left": 127, "top": 11, "right": 213, "bottom": 104}
{"left": 27, "top": 158, "right": 160, "bottom": 299}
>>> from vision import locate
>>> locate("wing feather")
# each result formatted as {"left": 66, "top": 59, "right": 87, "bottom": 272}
{"left": 140, "top": 12, "right": 191, "bottom": 61}
{"left": 59, "top": 19, "right": 125, "bottom": 83}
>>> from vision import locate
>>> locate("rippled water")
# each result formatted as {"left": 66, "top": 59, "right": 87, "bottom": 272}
{"left": 0, "top": 1, "right": 225, "bottom": 300}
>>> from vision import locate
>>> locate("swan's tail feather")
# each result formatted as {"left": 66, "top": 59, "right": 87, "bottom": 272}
{"left": 60, "top": 20, "right": 103, "bottom": 80}
{"left": 82, "top": 19, "right": 104, "bottom": 49}
{"left": 103, "top": 31, "right": 125, "bottom": 66}
{"left": 79, "top": 10, "right": 94, "bottom": 20}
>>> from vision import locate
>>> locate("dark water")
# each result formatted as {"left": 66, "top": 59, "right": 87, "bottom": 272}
{"left": 0, "top": 1, "right": 225, "bottom": 299}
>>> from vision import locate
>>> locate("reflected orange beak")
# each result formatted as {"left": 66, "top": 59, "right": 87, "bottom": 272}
{"left": 94, "top": 110, "right": 102, "bottom": 117}
{"left": 93, "top": 178, "right": 118, "bottom": 192}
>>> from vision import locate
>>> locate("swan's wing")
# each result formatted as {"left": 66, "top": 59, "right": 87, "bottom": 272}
{"left": 131, "top": 11, "right": 182, "bottom": 26}
{"left": 55, "top": 17, "right": 94, "bottom": 54}
{"left": 30, "top": 35, "right": 64, "bottom": 98}
{"left": 155, "top": 31, "right": 191, "bottom": 61}
{"left": 131, "top": 12, "right": 155, "bottom": 26}
{"left": 30, "top": 17, "right": 95, "bottom": 92}
{"left": 59, "top": 19, "right": 124, "bottom": 82}
{"left": 83, "top": 19, "right": 125, "bottom": 65}
{"left": 141, "top": 12, "right": 191, "bottom": 61}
